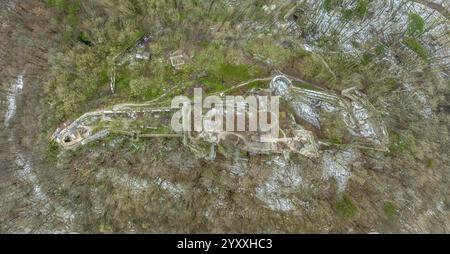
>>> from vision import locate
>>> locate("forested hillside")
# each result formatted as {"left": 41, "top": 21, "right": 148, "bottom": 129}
{"left": 0, "top": 0, "right": 449, "bottom": 233}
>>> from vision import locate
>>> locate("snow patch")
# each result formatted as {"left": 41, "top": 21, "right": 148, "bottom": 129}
{"left": 403, "top": 83, "right": 434, "bottom": 118}
{"left": 96, "top": 170, "right": 150, "bottom": 193}
{"left": 155, "top": 177, "right": 184, "bottom": 198}
{"left": 291, "top": 100, "right": 321, "bottom": 128}
{"left": 4, "top": 74, "right": 24, "bottom": 127}
{"left": 322, "top": 149, "right": 359, "bottom": 192}
{"left": 256, "top": 156, "right": 303, "bottom": 212}
{"left": 351, "top": 101, "right": 379, "bottom": 142}
{"left": 15, "top": 154, "right": 48, "bottom": 205}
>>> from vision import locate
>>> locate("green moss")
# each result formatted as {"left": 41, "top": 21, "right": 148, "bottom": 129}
{"left": 127, "top": 76, "right": 164, "bottom": 100}
{"left": 218, "top": 63, "right": 251, "bottom": 81}
{"left": 388, "top": 132, "right": 407, "bottom": 156}
{"left": 375, "top": 44, "right": 386, "bottom": 56}
{"left": 425, "top": 158, "right": 435, "bottom": 168}
{"left": 78, "top": 32, "right": 92, "bottom": 46}
{"left": 116, "top": 74, "right": 133, "bottom": 90}
{"left": 44, "top": 0, "right": 67, "bottom": 11}
{"left": 45, "top": 140, "right": 61, "bottom": 163}
{"left": 361, "top": 52, "right": 374, "bottom": 65}
{"left": 341, "top": 9, "right": 354, "bottom": 20}
{"left": 384, "top": 77, "right": 401, "bottom": 92}
{"left": 330, "top": 137, "right": 344, "bottom": 145}
{"left": 407, "top": 13, "right": 425, "bottom": 37}
{"left": 91, "top": 119, "right": 124, "bottom": 133}
{"left": 200, "top": 76, "right": 226, "bottom": 92}
{"left": 249, "top": 80, "right": 267, "bottom": 89}
{"left": 383, "top": 201, "right": 398, "bottom": 218}
{"left": 144, "top": 87, "right": 163, "bottom": 100}
{"left": 341, "top": 0, "right": 369, "bottom": 20}
{"left": 354, "top": 0, "right": 369, "bottom": 18}
{"left": 323, "top": 0, "right": 340, "bottom": 13}
{"left": 404, "top": 37, "right": 427, "bottom": 59}
{"left": 320, "top": 109, "right": 348, "bottom": 145}
{"left": 45, "top": 0, "right": 84, "bottom": 44}
{"left": 315, "top": 35, "right": 339, "bottom": 50}
{"left": 199, "top": 61, "right": 254, "bottom": 93}
{"left": 66, "top": 1, "right": 81, "bottom": 27}
{"left": 293, "top": 81, "right": 316, "bottom": 90}
{"left": 245, "top": 38, "right": 291, "bottom": 68}
{"left": 336, "top": 195, "right": 357, "bottom": 218}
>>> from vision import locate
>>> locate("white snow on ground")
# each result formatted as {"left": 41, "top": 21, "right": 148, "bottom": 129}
{"left": 4, "top": 74, "right": 23, "bottom": 127}
{"left": 229, "top": 160, "right": 248, "bottom": 176}
{"left": 256, "top": 156, "right": 303, "bottom": 212}
{"left": 351, "top": 101, "right": 380, "bottom": 142}
{"left": 291, "top": 100, "right": 321, "bottom": 128}
{"left": 95, "top": 169, "right": 150, "bottom": 193}
{"left": 15, "top": 154, "right": 49, "bottom": 207}
{"left": 14, "top": 152, "right": 76, "bottom": 232}
{"left": 119, "top": 174, "right": 150, "bottom": 192}
{"left": 425, "top": 200, "right": 448, "bottom": 218}
{"left": 155, "top": 177, "right": 185, "bottom": 198}
{"left": 415, "top": 91, "right": 433, "bottom": 118}
{"left": 95, "top": 169, "right": 184, "bottom": 198}
{"left": 403, "top": 83, "right": 434, "bottom": 118}
{"left": 286, "top": 0, "right": 449, "bottom": 68}
{"left": 4, "top": 73, "right": 76, "bottom": 232}
{"left": 322, "top": 149, "right": 359, "bottom": 192}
